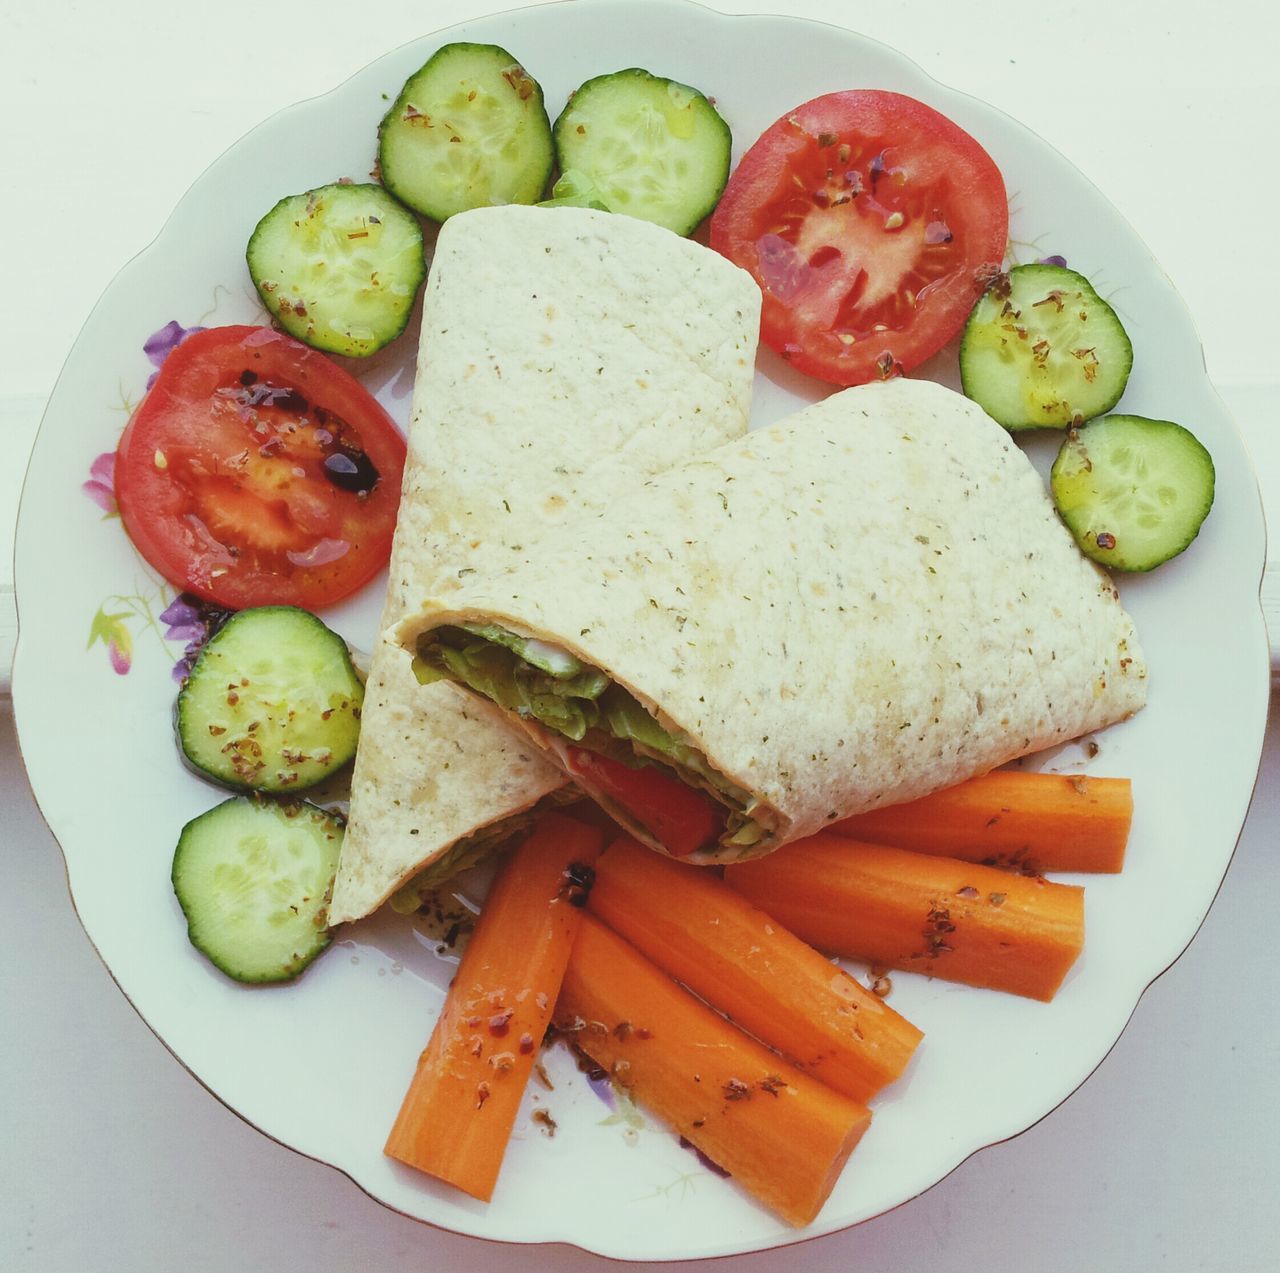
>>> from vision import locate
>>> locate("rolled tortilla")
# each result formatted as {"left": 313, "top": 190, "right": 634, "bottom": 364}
{"left": 329, "top": 205, "right": 760, "bottom": 922}
{"left": 395, "top": 378, "right": 1148, "bottom": 864}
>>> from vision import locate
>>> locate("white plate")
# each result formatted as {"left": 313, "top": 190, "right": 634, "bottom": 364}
{"left": 12, "top": 0, "right": 1270, "bottom": 1259}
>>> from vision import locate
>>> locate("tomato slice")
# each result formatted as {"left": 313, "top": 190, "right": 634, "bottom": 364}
{"left": 710, "top": 90, "right": 1008, "bottom": 386}
{"left": 563, "top": 747, "right": 724, "bottom": 858}
{"left": 114, "top": 326, "right": 406, "bottom": 610}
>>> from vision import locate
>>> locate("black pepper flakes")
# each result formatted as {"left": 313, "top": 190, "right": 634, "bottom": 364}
{"left": 572, "top": 1048, "right": 608, "bottom": 1082}
{"left": 561, "top": 861, "right": 596, "bottom": 908}
{"left": 875, "top": 350, "right": 902, "bottom": 380}
{"left": 923, "top": 902, "right": 957, "bottom": 955}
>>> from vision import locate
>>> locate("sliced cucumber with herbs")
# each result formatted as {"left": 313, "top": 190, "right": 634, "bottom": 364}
{"left": 553, "top": 68, "right": 731, "bottom": 235}
{"left": 177, "top": 606, "right": 363, "bottom": 793}
{"left": 960, "top": 263, "right": 1132, "bottom": 430}
{"left": 173, "top": 797, "right": 343, "bottom": 984}
{"left": 378, "top": 42, "right": 554, "bottom": 222}
{"left": 247, "top": 182, "right": 425, "bottom": 357}
{"left": 1050, "top": 414, "right": 1215, "bottom": 572}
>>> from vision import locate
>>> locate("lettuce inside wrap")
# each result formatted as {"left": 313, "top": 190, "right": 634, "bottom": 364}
{"left": 412, "top": 624, "right": 772, "bottom": 856}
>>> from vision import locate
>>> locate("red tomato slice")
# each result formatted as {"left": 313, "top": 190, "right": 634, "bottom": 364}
{"left": 563, "top": 747, "right": 724, "bottom": 858}
{"left": 115, "top": 326, "right": 406, "bottom": 610}
{"left": 710, "top": 90, "right": 1008, "bottom": 386}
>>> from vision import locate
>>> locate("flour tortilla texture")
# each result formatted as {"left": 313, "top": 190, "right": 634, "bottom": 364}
{"left": 329, "top": 205, "right": 761, "bottom": 923}
{"left": 395, "top": 378, "right": 1148, "bottom": 863}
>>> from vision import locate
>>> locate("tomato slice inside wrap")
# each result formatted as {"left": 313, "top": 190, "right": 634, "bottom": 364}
{"left": 564, "top": 748, "right": 725, "bottom": 859}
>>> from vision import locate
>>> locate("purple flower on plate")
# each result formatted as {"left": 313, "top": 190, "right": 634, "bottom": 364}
{"left": 82, "top": 451, "right": 117, "bottom": 514}
{"left": 579, "top": 1055, "right": 617, "bottom": 1113}
{"left": 571, "top": 1044, "right": 648, "bottom": 1131}
{"left": 144, "top": 320, "right": 205, "bottom": 388}
{"left": 159, "top": 595, "right": 204, "bottom": 640}
{"left": 1037, "top": 254, "right": 1068, "bottom": 268}
{"left": 87, "top": 606, "right": 134, "bottom": 676}
{"left": 160, "top": 592, "right": 233, "bottom": 683}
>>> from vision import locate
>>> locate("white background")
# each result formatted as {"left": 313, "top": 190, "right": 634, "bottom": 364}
{"left": 3, "top": 1, "right": 1278, "bottom": 1270}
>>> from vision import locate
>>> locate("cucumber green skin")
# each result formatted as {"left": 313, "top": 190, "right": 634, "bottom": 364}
{"left": 173, "top": 797, "right": 343, "bottom": 984}
{"left": 378, "top": 42, "right": 554, "bottom": 222}
{"left": 960, "top": 263, "right": 1133, "bottom": 431}
{"left": 553, "top": 68, "right": 731, "bottom": 236}
{"left": 246, "top": 182, "right": 425, "bottom": 357}
{"left": 1051, "top": 414, "right": 1215, "bottom": 572}
{"left": 177, "top": 606, "right": 363, "bottom": 794}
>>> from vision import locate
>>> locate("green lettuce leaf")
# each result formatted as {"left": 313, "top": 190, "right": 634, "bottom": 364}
{"left": 460, "top": 622, "right": 590, "bottom": 681}
{"left": 537, "top": 169, "right": 611, "bottom": 212}
{"left": 600, "top": 685, "right": 679, "bottom": 754}
{"left": 418, "top": 627, "right": 606, "bottom": 739}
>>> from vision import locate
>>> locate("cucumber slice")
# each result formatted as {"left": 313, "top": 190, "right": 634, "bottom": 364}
{"left": 246, "top": 182, "right": 425, "bottom": 357}
{"left": 378, "top": 42, "right": 554, "bottom": 222}
{"left": 177, "top": 606, "right": 363, "bottom": 793}
{"left": 960, "top": 264, "right": 1133, "bottom": 430}
{"left": 553, "top": 68, "right": 731, "bottom": 235}
{"left": 172, "top": 797, "right": 343, "bottom": 983}
{"left": 1050, "top": 414, "right": 1215, "bottom": 572}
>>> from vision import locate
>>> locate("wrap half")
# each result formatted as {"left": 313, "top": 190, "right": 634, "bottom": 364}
{"left": 329, "top": 205, "right": 760, "bottom": 922}
{"left": 395, "top": 378, "right": 1148, "bottom": 864}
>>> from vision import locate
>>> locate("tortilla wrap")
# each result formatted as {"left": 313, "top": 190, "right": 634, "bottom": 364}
{"left": 329, "top": 205, "right": 760, "bottom": 922}
{"left": 395, "top": 377, "right": 1148, "bottom": 864}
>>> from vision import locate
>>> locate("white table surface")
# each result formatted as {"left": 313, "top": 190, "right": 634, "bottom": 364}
{"left": 3, "top": 1, "right": 1278, "bottom": 1269}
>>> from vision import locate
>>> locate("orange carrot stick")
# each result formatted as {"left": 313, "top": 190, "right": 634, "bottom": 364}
{"left": 587, "top": 836, "right": 922, "bottom": 1103}
{"left": 384, "top": 811, "right": 603, "bottom": 1200}
{"left": 556, "top": 912, "right": 871, "bottom": 1228}
{"left": 836, "top": 771, "right": 1133, "bottom": 873}
{"left": 726, "top": 833, "right": 1084, "bottom": 1002}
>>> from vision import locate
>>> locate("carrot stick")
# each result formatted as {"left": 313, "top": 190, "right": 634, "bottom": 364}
{"left": 587, "top": 836, "right": 922, "bottom": 1103}
{"left": 556, "top": 912, "right": 871, "bottom": 1228}
{"left": 725, "top": 833, "right": 1084, "bottom": 1002}
{"left": 836, "top": 771, "right": 1133, "bottom": 873}
{"left": 384, "top": 810, "right": 604, "bottom": 1200}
